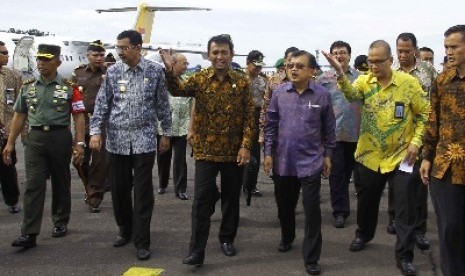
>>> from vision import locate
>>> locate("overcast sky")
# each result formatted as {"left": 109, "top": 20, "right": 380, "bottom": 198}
{"left": 1, "top": 0, "right": 464, "bottom": 69}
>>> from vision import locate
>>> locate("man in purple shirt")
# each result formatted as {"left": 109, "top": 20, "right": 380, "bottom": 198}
{"left": 264, "top": 50, "right": 336, "bottom": 276}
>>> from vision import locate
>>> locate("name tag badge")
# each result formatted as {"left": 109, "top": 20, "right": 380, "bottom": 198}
{"left": 118, "top": 80, "right": 129, "bottom": 93}
{"left": 394, "top": 102, "right": 405, "bottom": 119}
{"left": 53, "top": 91, "right": 69, "bottom": 99}
{"left": 5, "top": 88, "right": 15, "bottom": 105}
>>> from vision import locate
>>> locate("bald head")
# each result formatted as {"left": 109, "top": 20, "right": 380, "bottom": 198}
{"left": 172, "top": 53, "right": 189, "bottom": 76}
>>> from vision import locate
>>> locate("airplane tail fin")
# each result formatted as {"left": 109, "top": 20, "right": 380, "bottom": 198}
{"left": 134, "top": 3, "right": 154, "bottom": 44}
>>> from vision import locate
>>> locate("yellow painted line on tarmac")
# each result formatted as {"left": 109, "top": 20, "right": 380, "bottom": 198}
{"left": 122, "top": 267, "right": 165, "bottom": 276}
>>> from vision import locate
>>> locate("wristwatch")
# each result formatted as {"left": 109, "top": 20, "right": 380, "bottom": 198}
{"left": 76, "top": 141, "right": 86, "bottom": 148}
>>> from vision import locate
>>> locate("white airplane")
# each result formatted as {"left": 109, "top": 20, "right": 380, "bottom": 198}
{"left": 0, "top": 2, "right": 211, "bottom": 78}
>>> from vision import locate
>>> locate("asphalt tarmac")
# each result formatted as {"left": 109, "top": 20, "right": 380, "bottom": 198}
{"left": 0, "top": 142, "right": 440, "bottom": 275}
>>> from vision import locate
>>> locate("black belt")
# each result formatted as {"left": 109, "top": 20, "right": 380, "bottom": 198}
{"left": 30, "top": 125, "right": 68, "bottom": 132}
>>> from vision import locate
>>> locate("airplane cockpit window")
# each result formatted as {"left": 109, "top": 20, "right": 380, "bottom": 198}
{"left": 63, "top": 41, "right": 69, "bottom": 46}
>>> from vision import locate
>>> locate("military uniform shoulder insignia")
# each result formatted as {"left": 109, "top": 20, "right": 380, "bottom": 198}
{"left": 62, "top": 78, "right": 77, "bottom": 88}
{"left": 22, "top": 77, "right": 36, "bottom": 85}
{"left": 74, "top": 64, "right": 86, "bottom": 70}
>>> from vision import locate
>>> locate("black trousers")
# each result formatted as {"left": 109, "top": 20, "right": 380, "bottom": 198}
{"left": 328, "top": 141, "right": 357, "bottom": 218}
{"left": 107, "top": 151, "right": 155, "bottom": 250}
{"left": 189, "top": 161, "right": 242, "bottom": 254}
{"left": 430, "top": 169, "right": 465, "bottom": 276}
{"left": 388, "top": 160, "right": 428, "bottom": 235}
{"left": 355, "top": 163, "right": 416, "bottom": 261}
{"left": 273, "top": 174, "right": 322, "bottom": 265}
{"left": 242, "top": 107, "right": 261, "bottom": 191}
{"left": 156, "top": 135, "right": 188, "bottom": 193}
{"left": 0, "top": 138, "right": 19, "bottom": 206}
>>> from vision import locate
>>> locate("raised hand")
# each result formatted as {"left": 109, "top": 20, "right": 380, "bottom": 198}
{"left": 321, "top": 51, "right": 343, "bottom": 75}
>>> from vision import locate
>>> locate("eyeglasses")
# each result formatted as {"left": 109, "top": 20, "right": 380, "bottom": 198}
{"left": 0, "top": 50, "right": 8, "bottom": 56}
{"left": 367, "top": 57, "right": 390, "bottom": 67}
{"left": 285, "top": 62, "right": 308, "bottom": 70}
{"left": 115, "top": 45, "right": 138, "bottom": 53}
{"left": 332, "top": 51, "right": 348, "bottom": 56}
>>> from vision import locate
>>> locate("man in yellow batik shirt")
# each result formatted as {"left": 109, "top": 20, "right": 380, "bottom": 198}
{"left": 323, "top": 39, "right": 430, "bottom": 276}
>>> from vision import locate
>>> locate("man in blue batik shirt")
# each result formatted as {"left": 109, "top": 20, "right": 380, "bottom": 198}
{"left": 89, "top": 30, "right": 171, "bottom": 261}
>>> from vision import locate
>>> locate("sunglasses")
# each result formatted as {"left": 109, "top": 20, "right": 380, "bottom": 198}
{"left": 285, "top": 62, "right": 308, "bottom": 70}
{"left": 0, "top": 51, "right": 8, "bottom": 56}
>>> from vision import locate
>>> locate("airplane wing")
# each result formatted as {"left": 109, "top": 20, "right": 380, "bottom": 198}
{"left": 96, "top": 6, "right": 211, "bottom": 13}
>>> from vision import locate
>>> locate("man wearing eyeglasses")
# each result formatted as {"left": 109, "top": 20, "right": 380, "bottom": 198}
{"left": 71, "top": 40, "right": 108, "bottom": 214}
{"left": 89, "top": 30, "right": 172, "bottom": 261}
{"left": 0, "top": 41, "right": 22, "bottom": 214}
{"left": 323, "top": 40, "right": 430, "bottom": 276}
{"left": 264, "top": 50, "right": 336, "bottom": 275}
{"left": 317, "top": 41, "right": 361, "bottom": 229}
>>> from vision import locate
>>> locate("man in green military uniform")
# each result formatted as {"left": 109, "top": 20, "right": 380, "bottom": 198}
{"left": 71, "top": 40, "right": 108, "bottom": 213}
{"left": 2, "top": 44, "right": 86, "bottom": 249}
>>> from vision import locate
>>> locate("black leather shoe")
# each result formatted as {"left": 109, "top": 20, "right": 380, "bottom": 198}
{"left": 387, "top": 219, "right": 397, "bottom": 235}
{"left": 12, "top": 234, "right": 36, "bottom": 249}
{"left": 415, "top": 234, "right": 430, "bottom": 250}
{"left": 90, "top": 205, "right": 101, "bottom": 213}
{"left": 136, "top": 248, "right": 151, "bottom": 260}
{"left": 52, "top": 224, "right": 67, "bottom": 238}
{"left": 349, "top": 237, "right": 365, "bottom": 252}
{"left": 251, "top": 189, "right": 262, "bottom": 197}
{"left": 397, "top": 260, "right": 416, "bottom": 276}
{"left": 157, "top": 188, "right": 166, "bottom": 194}
{"left": 183, "top": 251, "right": 204, "bottom": 267}
{"left": 278, "top": 241, "right": 292, "bottom": 252}
{"left": 334, "top": 216, "right": 345, "bottom": 228}
{"left": 220, "top": 242, "right": 236, "bottom": 256}
{"left": 306, "top": 263, "right": 321, "bottom": 275}
{"left": 113, "top": 235, "right": 130, "bottom": 247}
{"left": 9, "top": 205, "right": 20, "bottom": 214}
{"left": 176, "top": 192, "right": 189, "bottom": 200}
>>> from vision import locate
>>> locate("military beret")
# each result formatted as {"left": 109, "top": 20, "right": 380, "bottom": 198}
{"left": 274, "top": 58, "right": 284, "bottom": 69}
{"left": 87, "top": 40, "right": 105, "bottom": 52}
{"left": 354, "top": 55, "right": 369, "bottom": 72}
{"left": 247, "top": 50, "right": 266, "bottom": 67}
{"left": 36, "top": 44, "right": 61, "bottom": 59}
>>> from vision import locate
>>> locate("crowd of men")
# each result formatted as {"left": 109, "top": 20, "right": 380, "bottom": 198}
{"left": 1, "top": 24, "right": 465, "bottom": 276}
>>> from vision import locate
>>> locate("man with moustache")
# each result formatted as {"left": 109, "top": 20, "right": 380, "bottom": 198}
{"left": 420, "top": 25, "right": 465, "bottom": 276}
{"left": 72, "top": 40, "right": 108, "bottom": 213}
{"left": 160, "top": 34, "right": 254, "bottom": 266}
{"left": 323, "top": 40, "right": 430, "bottom": 275}
{"left": 317, "top": 41, "right": 361, "bottom": 229}
{"left": 264, "top": 50, "right": 336, "bottom": 275}
{"left": 3, "top": 44, "right": 86, "bottom": 249}
{"left": 89, "top": 30, "right": 171, "bottom": 261}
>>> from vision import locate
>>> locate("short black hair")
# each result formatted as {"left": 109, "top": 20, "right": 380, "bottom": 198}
{"left": 284, "top": 47, "right": 299, "bottom": 59}
{"left": 290, "top": 50, "right": 318, "bottom": 69}
{"left": 0, "top": 41, "right": 4, "bottom": 46}
{"left": 419, "top": 47, "right": 434, "bottom": 55}
{"left": 369, "top": 40, "right": 392, "bottom": 57}
{"left": 117, "top": 30, "right": 143, "bottom": 46}
{"left": 444, "top": 25, "right": 465, "bottom": 42}
{"left": 396, "top": 32, "right": 418, "bottom": 48}
{"left": 207, "top": 34, "right": 234, "bottom": 54}
{"left": 330, "top": 41, "right": 352, "bottom": 55}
